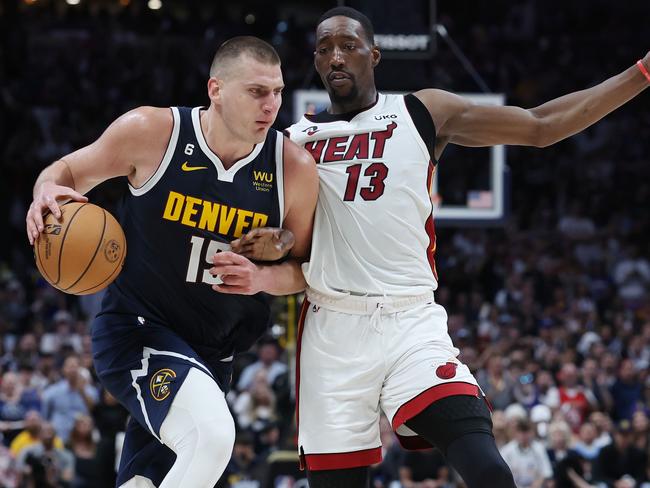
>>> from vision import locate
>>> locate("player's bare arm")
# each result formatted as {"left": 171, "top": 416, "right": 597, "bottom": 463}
{"left": 415, "top": 52, "right": 649, "bottom": 159}
{"left": 210, "top": 139, "right": 318, "bottom": 295}
{"left": 26, "top": 106, "right": 172, "bottom": 244}
{"left": 230, "top": 227, "right": 296, "bottom": 262}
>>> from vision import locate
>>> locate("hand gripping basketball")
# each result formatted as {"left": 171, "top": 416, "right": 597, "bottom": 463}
{"left": 230, "top": 227, "right": 295, "bottom": 262}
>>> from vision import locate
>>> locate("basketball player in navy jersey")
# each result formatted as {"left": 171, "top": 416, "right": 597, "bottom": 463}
{"left": 212, "top": 8, "right": 649, "bottom": 488}
{"left": 26, "top": 37, "right": 317, "bottom": 487}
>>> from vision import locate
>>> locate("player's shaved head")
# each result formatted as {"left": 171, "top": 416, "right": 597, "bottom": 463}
{"left": 317, "top": 6, "right": 375, "bottom": 45}
{"left": 210, "top": 36, "right": 281, "bottom": 79}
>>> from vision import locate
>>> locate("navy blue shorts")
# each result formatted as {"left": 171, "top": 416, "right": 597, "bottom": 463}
{"left": 92, "top": 313, "right": 233, "bottom": 486}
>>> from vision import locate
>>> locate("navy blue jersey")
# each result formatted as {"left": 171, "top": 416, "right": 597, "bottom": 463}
{"left": 100, "top": 106, "right": 285, "bottom": 361}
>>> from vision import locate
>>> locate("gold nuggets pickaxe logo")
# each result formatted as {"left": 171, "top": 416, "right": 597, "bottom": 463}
{"left": 150, "top": 368, "right": 177, "bottom": 401}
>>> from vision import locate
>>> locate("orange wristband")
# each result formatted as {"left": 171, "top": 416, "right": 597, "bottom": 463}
{"left": 637, "top": 60, "right": 650, "bottom": 83}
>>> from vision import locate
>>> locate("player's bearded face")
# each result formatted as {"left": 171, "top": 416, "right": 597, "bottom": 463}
{"left": 315, "top": 17, "right": 375, "bottom": 105}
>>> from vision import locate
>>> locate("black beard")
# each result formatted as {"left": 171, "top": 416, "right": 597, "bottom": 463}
{"left": 328, "top": 82, "right": 359, "bottom": 105}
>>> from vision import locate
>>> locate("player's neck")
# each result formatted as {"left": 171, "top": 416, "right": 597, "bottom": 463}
{"left": 200, "top": 108, "right": 255, "bottom": 169}
{"left": 328, "top": 87, "right": 378, "bottom": 115}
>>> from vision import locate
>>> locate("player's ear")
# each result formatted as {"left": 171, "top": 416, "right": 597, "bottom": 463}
{"left": 371, "top": 45, "right": 381, "bottom": 68}
{"left": 207, "top": 77, "right": 222, "bottom": 104}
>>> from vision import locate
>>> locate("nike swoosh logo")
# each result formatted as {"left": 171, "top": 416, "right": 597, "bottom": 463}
{"left": 181, "top": 161, "right": 208, "bottom": 172}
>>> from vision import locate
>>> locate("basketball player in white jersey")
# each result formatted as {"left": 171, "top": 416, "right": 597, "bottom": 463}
{"left": 212, "top": 7, "right": 649, "bottom": 488}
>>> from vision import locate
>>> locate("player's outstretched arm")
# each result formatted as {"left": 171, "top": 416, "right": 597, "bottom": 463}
{"left": 26, "top": 106, "right": 172, "bottom": 244}
{"left": 210, "top": 139, "right": 318, "bottom": 295}
{"left": 415, "top": 53, "right": 649, "bottom": 154}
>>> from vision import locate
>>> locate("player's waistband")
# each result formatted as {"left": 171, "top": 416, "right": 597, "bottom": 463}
{"left": 306, "top": 287, "right": 435, "bottom": 315}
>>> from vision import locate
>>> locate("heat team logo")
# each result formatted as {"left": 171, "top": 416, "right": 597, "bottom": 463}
{"left": 150, "top": 368, "right": 177, "bottom": 401}
{"left": 253, "top": 170, "right": 273, "bottom": 192}
{"left": 435, "top": 361, "right": 458, "bottom": 380}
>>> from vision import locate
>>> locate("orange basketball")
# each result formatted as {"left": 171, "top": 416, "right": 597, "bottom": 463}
{"left": 34, "top": 202, "right": 127, "bottom": 295}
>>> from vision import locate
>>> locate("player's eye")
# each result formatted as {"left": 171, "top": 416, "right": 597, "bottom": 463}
{"left": 344, "top": 43, "right": 356, "bottom": 50}
{"left": 317, "top": 46, "right": 328, "bottom": 55}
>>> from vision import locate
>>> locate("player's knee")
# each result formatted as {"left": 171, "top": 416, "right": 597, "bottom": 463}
{"left": 195, "top": 414, "right": 235, "bottom": 458}
{"left": 476, "top": 458, "right": 515, "bottom": 488}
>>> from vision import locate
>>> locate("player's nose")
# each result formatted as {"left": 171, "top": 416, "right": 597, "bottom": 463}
{"left": 330, "top": 46, "right": 345, "bottom": 67}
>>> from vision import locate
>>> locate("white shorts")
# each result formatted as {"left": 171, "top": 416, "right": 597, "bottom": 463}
{"left": 296, "top": 288, "right": 480, "bottom": 471}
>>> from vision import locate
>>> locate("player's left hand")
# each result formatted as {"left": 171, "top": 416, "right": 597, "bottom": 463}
{"left": 230, "top": 227, "right": 295, "bottom": 262}
{"left": 209, "top": 251, "right": 262, "bottom": 295}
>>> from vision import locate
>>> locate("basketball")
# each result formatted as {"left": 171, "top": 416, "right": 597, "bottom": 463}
{"left": 34, "top": 202, "right": 126, "bottom": 295}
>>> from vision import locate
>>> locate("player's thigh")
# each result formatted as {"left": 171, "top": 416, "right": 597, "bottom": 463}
{"left": 92, "top": 313, "right": 229, "bottom": 439}
{"left": 380, "top": 302, "right": 480, "bottom": 437}
{"left": 297, "top": 303, "right": 384, "bottom": 467}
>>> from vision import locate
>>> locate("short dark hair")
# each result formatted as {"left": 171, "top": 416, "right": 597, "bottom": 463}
{"left": 317, "top": 7, "right": 375, "bottom": 45}
{"left": 210, "top": 36, "right": 280, "bottom": 78}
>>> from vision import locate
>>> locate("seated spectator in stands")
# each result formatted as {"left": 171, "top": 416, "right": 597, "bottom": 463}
{"left": 41, "top": 355, "right": 98, "bottom": 442}
{"left": 39, "top": 310, "right": 83, "bottom": 355}
{"left": 399, "top": 446, "right": 450, "bottom": 488}
{"left": 589, "top": 411, "right": 614, "bottom": 449}
{"left": 632, "top": 410, "right": 649, "bottom": 451}
{"left": 217, "top": 431, "right": 264, "bottom": 488}
{"left": 233, "top": 370, "right": 277, "bottom": 430}
{"left": 546, "top": 421, "right": 577, "bottom": 474}
{"left": 572, "top": 422, "right": 602, "bottom": 461}
{"left": 68, "top": 414, "right": 104, "bottom": 488}
{"left": 10, "top": 334, "right": 39, "bottom": 370}
{"left": 594, "top": 420, "right": 647, "bottom": 486}
{"left": 581, "top": 357, "right": 613, "bottom": 413}
{"left": 0, "top": 371, "right": 41, "bottom": 423}
{"left": 477, "top": 356, "right": 516, "bottom": 410}
{"left": 613, "top": 244, "right": 650, "bottom": 308}
{"left": 610, "top": 359, "right": 643, "bottom": 421}
{"left": 546, "top": 363, "right": 597, "bottom": 431}
{"left": 0, "top": 441, "right": 18, "bottom": 488}
{"left": 237, "top": 337, "right": 287, "bottom": 391}
{"left": 91, "top": 390, "right": 128, "bottom": 488}
{"left": 501, "top": 418, "right": 553, "bottom": 488}
{"left": 10, "top": 410, "right": 64, "bottom": 457}
{"left": 16, "top": 421, "right": 74, "bottom": 488}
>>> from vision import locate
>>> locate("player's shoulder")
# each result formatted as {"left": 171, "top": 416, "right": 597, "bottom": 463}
{"left": 116, "top": 106, "right": 173, "bottom": 134}
{"left": 283, "top": 135, "right": 316, "bottom": 169}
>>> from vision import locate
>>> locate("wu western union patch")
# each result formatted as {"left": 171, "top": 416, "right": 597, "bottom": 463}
{"left": 150, "top": 368, "right": 177, "bottom": 401}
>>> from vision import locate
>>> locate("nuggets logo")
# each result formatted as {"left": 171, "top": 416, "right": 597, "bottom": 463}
{"left": 150, "top": 368, "right": 177, "bottom": 401}
{"left": 253, "top": 170, "right": 273, "bottom": 192}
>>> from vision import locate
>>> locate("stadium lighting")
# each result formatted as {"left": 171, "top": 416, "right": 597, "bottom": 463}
{"left": 66, "top": 0, "right": 81, "bottom": 5}
{"left": 147, "top": 0, "right": 162, "bottom": 10}
{"left": 245, "top": 13, "right": 256, "bottom": 25}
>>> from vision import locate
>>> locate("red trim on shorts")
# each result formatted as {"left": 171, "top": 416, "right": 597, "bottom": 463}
{"left": 295, "top": 298, "right": 310, "bottom": 470}
{"left": 395, "top": 433, "right": 433, "bottom": 450}
{"left": 424, "top": 161, "right": 438, "bottom": 281}
{"left": 392, "top": 382, "right": 479, "bottom": 431}
{"left": 303, "top": 447, "right": 382, "bottom": 471}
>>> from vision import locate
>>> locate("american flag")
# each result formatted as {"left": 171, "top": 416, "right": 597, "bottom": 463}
{"left": 467, "top": 191, "right": 494, "bottom": 209}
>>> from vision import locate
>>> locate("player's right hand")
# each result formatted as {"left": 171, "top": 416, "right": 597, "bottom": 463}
{"left": 26, "top": 181, "right": 88, "bottom": 245}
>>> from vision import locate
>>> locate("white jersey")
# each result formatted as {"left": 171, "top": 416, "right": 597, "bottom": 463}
{"left": 287, "top": 93, "right": 438, "bottom": 297}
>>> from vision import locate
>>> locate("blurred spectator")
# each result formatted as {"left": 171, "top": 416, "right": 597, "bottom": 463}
{"left": 398, "top": 447, "right": 450, "bottom": 488}
{"left": 17, "top": 421, "right": 75, "bottom": 488}
{"left": 68, "top": 414, "right": 104, "bottom": 488}
{"left": 0, "top": 442, "right": 19, "bottom": 488}
{"left": 477, "top": 356, "right": 516, "bottom": 410}
{"left": 0, "top": 371, "right": 41, "bottom": 424}
{"left": 572, "top": 422, "right": 602, "bottom": 461}
{"left": 546, "top": 363, "right": 597, "bottom": 431}
{"left": 501, "top": 418, "right": 553, "bottom": 488}
{"left": 217, "top": 431, "right": 264, "bottom": 488}
{"left": 610, "top": 359, "right": 643, "bottom": 421}
{"left": 233, "top": 370, "right": 277, "bottom": 432}
{"left": 9, "top": 410, "right": 64, "bottom": 458}
{"left": 42, "top": 356, "right": 98, "bottom": 442}
{"left": 594, "top": 420, "right": 647, "bottom": 486}
{"left": 237, "top": 337, "right": 287, "bottom": 392}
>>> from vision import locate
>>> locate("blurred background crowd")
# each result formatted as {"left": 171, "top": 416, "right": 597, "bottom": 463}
{"left": 1, "top": 0, "right": 649, "bottom": 487}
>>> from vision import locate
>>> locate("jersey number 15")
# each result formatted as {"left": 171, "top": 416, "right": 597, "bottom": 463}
{"left": 186, "top": 236, "right": 230, "bottom": 285}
